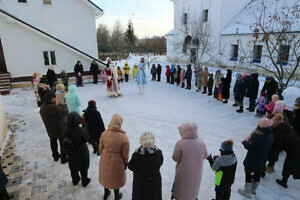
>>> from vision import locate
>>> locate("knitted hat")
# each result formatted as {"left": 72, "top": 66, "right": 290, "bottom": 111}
{"left": 271, "top": 94, "right": 279, "bottom": 102}
{"left": 88, "top": 100, "right": 96, "bottom": 106}
{"left": 220, "top": 139, "right": 234, "bottom": 152}
{"left": 258, "top": 118, "right": 273, "bottom": 128}
{"left": 140, "top": 132, "right": 155, "bottom": 148}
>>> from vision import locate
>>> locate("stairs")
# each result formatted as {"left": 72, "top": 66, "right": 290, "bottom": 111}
{"left": 0, "top": 73, "right": 11, "bottom": 95}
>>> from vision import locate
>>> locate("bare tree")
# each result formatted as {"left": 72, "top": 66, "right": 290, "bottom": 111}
{"left": 143, "top": 53, "right": 159, "bottom": 69}
{"left": 110, "top": 20, "right": 125, "bottom": 52}
{"left": 239, "top": 0, "right": 300, "bottom": 89}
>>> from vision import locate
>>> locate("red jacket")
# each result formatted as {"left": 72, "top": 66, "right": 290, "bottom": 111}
{"left": 166, "top": 67, "right": 170, "bottom": 76}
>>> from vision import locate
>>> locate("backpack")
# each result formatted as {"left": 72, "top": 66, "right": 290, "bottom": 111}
{"left": 61, "top": 137, "right": 75, "bottom": 154}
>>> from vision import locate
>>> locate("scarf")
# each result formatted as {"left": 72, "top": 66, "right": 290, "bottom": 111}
{"left": 135, "top": 145, "right": 159, "bottom": 155}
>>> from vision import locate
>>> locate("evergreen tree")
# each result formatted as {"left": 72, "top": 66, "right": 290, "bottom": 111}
{"left": 124, "top": 20, "right": 137, "bottom": 52}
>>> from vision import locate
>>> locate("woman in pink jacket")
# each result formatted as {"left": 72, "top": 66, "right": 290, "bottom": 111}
{"left": 171, "top": 122, "right": 208, "bottom": 200}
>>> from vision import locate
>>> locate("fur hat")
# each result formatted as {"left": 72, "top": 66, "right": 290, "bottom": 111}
{"left": 258, "top": 118, "right": 273, "bottom": 128}
{"left": 140, "top": 132, "right": 155, "bottom": 148}
{"left": 273, "top": 113, "right": 284, "bottom": 123}
{"left": 220, "top": 139, "right": 234, "bottom": 152}
{"left": 271, "top": 94, "right": 279, "bottom": 102}
{"left": 88, "top": 100, "right": 96, "bottom": 106}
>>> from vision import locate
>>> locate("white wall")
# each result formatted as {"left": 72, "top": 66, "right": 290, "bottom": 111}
{"left": 0, "top": 0, "right": 99, "bottom": 58}
{"left": 0, "top": 15, "right": 96, "bottom": 77}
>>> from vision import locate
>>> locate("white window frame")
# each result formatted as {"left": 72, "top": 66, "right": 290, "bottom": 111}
{"left": 43, "top": 51, "right": 56, "bottom": 66}
{"left": 230, "top": 44, "right": 239, "bottom": 61}
{"left": 252, "top": 45, "right": 263, "bottom": 63}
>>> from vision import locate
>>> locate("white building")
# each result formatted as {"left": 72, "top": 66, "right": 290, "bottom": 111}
{"left": 166, "top": 0, "right": 300, "bottom": 75}
{"left": 0, "top": 0, "right": 105, "bottom": 81}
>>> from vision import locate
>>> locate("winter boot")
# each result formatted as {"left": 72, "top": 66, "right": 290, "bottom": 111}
{"left": 82, "top": 178, "right": 91, "bottom": 187}
{"left": 266, "top": 165, "right": 275, "bottom": 173}
{"left": 238, "top": 182, "right": 252, "bottom": 199}
{"left": 236, "top": 106, "right": 244, "bottom": 113}
{"left": 251, "top": 182, "right": 260, "bottom": 195}
{"left": 232, "top": 103, "right": 238, "bottom": 107}
{"left": 223, "top": 99, "right": 228, "bottom": 104}
{"left": 104, "top": 189, "right": 111, "bottom": 200}
{"left": 276, "top": 179, "right": 288, "bottom": 188}
{"left": 72, "top": 178, "right": 80, "bottom": 186}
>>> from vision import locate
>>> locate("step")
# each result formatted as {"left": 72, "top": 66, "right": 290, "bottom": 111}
{"left": 0, "top": 85, "right": 10, "bottom": 90}
{"left": 0, "top": 73, "right": 11, "bottom": 77}
{"left": 0, "top": 82, "right": 10, "bottom": 86}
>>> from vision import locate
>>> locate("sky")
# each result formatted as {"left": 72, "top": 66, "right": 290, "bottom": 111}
{"left": 92, "top": 0, "right": 174, "bottom": 38}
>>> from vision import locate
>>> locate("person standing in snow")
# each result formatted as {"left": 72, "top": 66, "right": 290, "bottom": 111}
{"left": 65, "top": 85, "right": 81, "bottom": 115}
{"left": 261, "top": 77, "right": 278, "bottom": 103}
{"left": 99, "top": 114, "right": 129, "bottom": 200}
{"left": 170, "top": 64, "right": 175, "bottom": 84}
{"left": 132, "top": 64, "right": 138, "bottom": 80}
{"left": 201, "top": 67, "right": 209, "bottom": 94}
{"left": 194, "top": 65, "right": 203, "bottom": 92}
{"left": 235, "top": 73, "right": 249, "bottom": 113}
{"left": 64, "top": 112, "right": 91, "bottom": 187}
{"left": 246, "top": 73, "right": 259, "bottom": 112}
{"left": 207, "top": 73, "right": 214, "bottom": 96}
{"left": 106, "top": 58, "right": 121, "bottom": 97}
{"left": 214, "top": 70, "right": 223, "bottom": 99}
{"left": 55, "top": 83, "right": 66, "bottom": 105}
{"left": 46, "top": 66, "right": 58, "bottom": 89}
{"left": 222, "top": 69, "right": 232, "bottom": 103}
{"left": 238, "top": 118, "right": 273, "bottom": 198}
{"left": 269, "top": 114, "right": 300, "bottom": 188}
{"left": 90, "top": 60, "right": 100, "bottom": 84}
{"left": 100, "top": 69, "right": 107, "bottom": 84}
{"left": 74, "top": 61, "right": 84, "bottom": 87}
{"left": 38, "top": 77, "right": 50, "bottom": 106}
{"left": 60, "top": 70, "right": 69, "bottom": 89}
{"left": 265, "top": 94, "right": 279, "bottom": 118}
{"left": 40, "top": 92, "right": 69, "bottom": 163}
{"left": 136, "top": 58, "right": 147, "bottom": 94}
{"left": 151, "top": 64, "right": 157, "bottom": 81}
{"left": 156, "top": 64, "right": 162, "bottom": 82}
{"left": 185, "top": 64, "right": 193, "bottom": 90}
{"left": 180, "top": 66, "right": 186, "bottom": 88}
{"left": 123, "top": 62, "right": 130, "bottom": 82}
{"left": 166, "top": 65, "right": 170, "bottom": 83}
{"left": 175, "top": 65, "right": 181, "bottom": 86}
{"left": 207, "top": 139, "right": 237, "bottom": 200}
{"left": 171, "top": 122, "right": 208, "bottom": 200}
{"left": 128, "top": 132, "right": 163, "bottom": 200}
{"left": 84, "top": 100, "right": 105, "bottom": 155}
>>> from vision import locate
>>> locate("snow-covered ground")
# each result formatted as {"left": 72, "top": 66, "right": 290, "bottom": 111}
{"left": 2, "top": 56, "right": 300, "bottom": 200}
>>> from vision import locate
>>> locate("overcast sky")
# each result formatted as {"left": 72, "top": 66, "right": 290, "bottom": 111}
{"left": 92, "top": 0, "right": 174, "bottom": 38}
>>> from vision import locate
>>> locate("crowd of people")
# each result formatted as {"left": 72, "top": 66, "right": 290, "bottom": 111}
{"left": 1, "top": 58, "right": 300, "bottom": 200}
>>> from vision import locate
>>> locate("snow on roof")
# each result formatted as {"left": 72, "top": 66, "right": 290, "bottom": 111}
{"left": 165, "top": 29, "right": 174, "bottom": 37}
{"left": 221, "top": 0, "right": 300, "bottom": 35}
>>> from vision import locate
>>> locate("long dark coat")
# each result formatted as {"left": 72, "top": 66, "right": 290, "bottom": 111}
{"left": 222, "top": 70, "right": 232, "bottom": 99}
{"left": 156, "top": 65, "right": 162, "bottom": 75}
{"left": 74, "top": 64, "right": 84, "bottom": 75}
{"left": 90, "top": 63, "right": 100, "bottom": 75}
{"left": 40, "top": 99, "right": 68, "bottom": 139}
{"left": 292, "top": 108, "right": 300, "bottom": 137}
{"left": 46, "top": 69, "right": 57, "bottom": 86}
{"left": 261, "top": 78, "right": 278, "bottom": 101}
{"left": 0, "top": 157, "right": 8, "bottom": 191}
{"left": 84, "top": 105, "right": 105, "bottom": 141}
{"left": 128, "top": 148, "right": 163, "bottom": 200}
{"left": 246, "top": 73, "right": 259, "bottom": 99}
{"left": 185, "top": 68, "right": 193, "bottom": 81}
{"left": 65, "top": 112, "right": 90, "bottom": 171}
{"left": 235, "top": 77, "right": 249, "bottom": 102}
{"left": 242, "top": 127, "right": 272, "bottom": 173}
{"left": 273, "top": 123, "right": 300, "bottom": 179}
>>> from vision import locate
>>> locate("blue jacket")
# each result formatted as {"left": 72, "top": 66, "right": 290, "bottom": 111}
{"left": 0, "top": 156, "right": 8, "bottom": 190}
{"left": 65, "top": 85, "right": 81, "bottom": 115}
{"left": 243, "top": 127, "right": 272, "bottom": 173}
{"left": 136, "top": 69, "right": 147, "bottom": 85}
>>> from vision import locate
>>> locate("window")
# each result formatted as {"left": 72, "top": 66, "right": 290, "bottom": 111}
{"left": 43, "top": 0, "right": 51, "bottom": 5}
{"left": 43, "top": 51, "right": 56, "bottom": 66}
{"left": 183, "top": 44, "right": 187, "bottom": 54}
{"left": 50, "top": 51, "right": 56, "bottom": 65}
{"left": 183, "top": 13, "right": 188, "bottom": 25}
{"left": 230, "top": 45, "right": 239, "bottom": 61}
{"left": 203, "top": 9, "right": 208, "bottom": 22}
{"left": 18, "top": 0, "right": 27, "bottom": 3}
{"left": 277, "top": 45, "right": 290, "bottom": 65}
{"left": 253, "top": 45, "right": 263, "bottom": 63}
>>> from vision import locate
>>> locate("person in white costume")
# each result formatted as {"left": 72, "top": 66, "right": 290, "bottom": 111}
{"left": 106, "top": 58, "right": 122, "bottom": 97}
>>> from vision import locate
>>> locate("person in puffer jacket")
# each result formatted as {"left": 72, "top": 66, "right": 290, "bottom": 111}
{"left": 207, "top": 140, "right": 237, "bottom": 200}
{"left": 65, "top": 85, "right": 81, "bottom": 115}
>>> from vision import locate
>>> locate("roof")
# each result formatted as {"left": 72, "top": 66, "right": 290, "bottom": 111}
{"left": 165, "top": 29, "right": 174, "bottom": 37}
{"left": 221, "top": 0, "right": 300, "bottom": 36}
{"left": 0, "top": 8, "right": 106, "bottom": 67}
{"left": 86, "top": 0, "right": 104, "bottom": 14}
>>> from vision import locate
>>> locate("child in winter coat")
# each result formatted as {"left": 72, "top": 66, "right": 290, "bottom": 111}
{"left": 76, "top": 72, "right": 83, "bottom": 87}
{"left": 117, "top": 67, "right": 123, "bottom": 82}
{"left": 265, "top": 94, "right": 279, "bottom": 118}
{"left": 207, "top": 140, "right": 237, "bottom": 200}
{"left": 65, "top": 85, "right": 81, "bottom": 115}
{"left": 132, "top": 64, "right": 138, "bottom": 80}
{"left": 256, "top": 94, "right": 267, "bottom": 117}
{"left": 166, "top": 65, "right": 170, "bottom": 83}
{"left": 100, "top": 69, "right": 107, "bottom": 84}
{"left": 207, "top": 73, "right": 214, "bottom": 96}
{"left": 55, "top": 83, "right": 66, "bottom": 105}
{"left": 214, "top": 70, "right": 223, "bottom": 99}
{"left": 218, "top": 78, "right": 225, "bottom": 101}
{"left": 239, "top": 118, "right": 273, "bottom": 198}
{"left": 180, "top": 66, "right": 186, "bottom": 88}
{"left": 128, "top": 132, "right": 163, "bottom": 200}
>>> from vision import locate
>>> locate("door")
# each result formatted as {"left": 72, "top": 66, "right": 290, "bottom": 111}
{"left": 0, "top": 38, "right": 8, "bottom": 73}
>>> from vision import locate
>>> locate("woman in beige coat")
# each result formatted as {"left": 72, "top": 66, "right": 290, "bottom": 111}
{"left": 99, "top": 114, "right": 130, "bottom": 200}
{"left": 171, "top": 122, "right": 208, "bottom": 200}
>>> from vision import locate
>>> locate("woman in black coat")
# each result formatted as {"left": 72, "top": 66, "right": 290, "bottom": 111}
{"left": 246, "top": 73, "right": 259, "bottom": 112}
{"left": 90, "top": 60, "right": 100, "bottom": 84}
{"left": 185, "top": 65, "right": 193, "bottom": 90}
{"left": 46, "top": 67, "right": 58, "bottom": 89}
{"left": 222, "top": 70, "right": 232, "bottom": 103}
{"left": 261, "top": 77, "right": 278, "bottom": 102}
{"left": 270, "top": 114, "right": 300, "bottom": 188}
{"left": 84, "top": 100, "right": 105, "bottom": 155}
{"left": 65, "top": 112, "right": 90, "bottom": 187}
{"left": 156, "top": 64, "right": 162, "bottom": 82}
{"left": 128, "top": 132, "right": 163, "bottom": 200}
{"left": 74, "top": 61, "right": 84, "bottom": 87}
